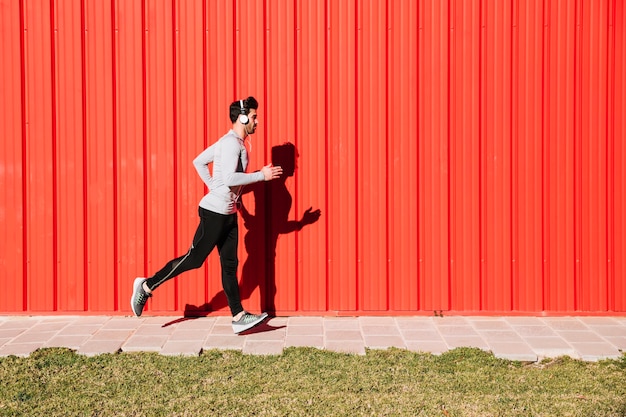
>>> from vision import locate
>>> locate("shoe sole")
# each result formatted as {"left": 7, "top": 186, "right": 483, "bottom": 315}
{"left": 130, "top": 278, "right": 145, "bottom": 317}
{"left": 232, "top": 312, "right": 269, "bottom": 334}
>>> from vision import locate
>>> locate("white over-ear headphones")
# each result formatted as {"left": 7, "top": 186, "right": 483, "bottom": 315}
{"left": 238, "top": 100, "right": 249, "bottom": 125}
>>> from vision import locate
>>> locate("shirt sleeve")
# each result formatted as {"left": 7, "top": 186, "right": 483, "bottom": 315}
{"left": 220, "top": 137, "right": 265, "bottom": 186}
{"left": 193, "top": 144, "right": 216, "bottom": 188}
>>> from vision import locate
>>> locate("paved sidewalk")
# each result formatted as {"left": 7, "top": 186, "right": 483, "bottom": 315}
{"left": 0, "top": 315, "right": 624, "bottom": 362}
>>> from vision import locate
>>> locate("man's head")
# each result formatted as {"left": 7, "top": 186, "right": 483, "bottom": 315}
{"left": 230, "top": 96, "right": 259, "bottom": 136}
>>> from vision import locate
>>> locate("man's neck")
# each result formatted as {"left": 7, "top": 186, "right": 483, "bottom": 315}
{"left": 233, "top": 124, "right": 248, "bottom": 139}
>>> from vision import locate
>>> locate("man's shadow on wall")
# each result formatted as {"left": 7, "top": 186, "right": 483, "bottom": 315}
{"left": 184, "top": 142, "right": 321, "bottom": 317}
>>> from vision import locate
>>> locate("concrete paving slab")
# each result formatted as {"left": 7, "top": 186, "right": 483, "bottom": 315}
{"left": 503, "top": 317, "right": 545, "bottom": 326}
{"left": 169, "top": 329, "right": 209, "bottom": 341}
{"left": 325, "top": 330, "right": 363, "bottom": 341}
{"left": 400, "top": 329, "right": 443, "bottom": 341}
{"left": 90, "top": 329, "right": 134, "bottom": 341}
{"left": 323, "top": 318, "right": 361, "bottom": 330}
{"left": 359, "top": 316, "right": 398, "bottom": 326}
{"left": 487, "top": 342, "right": 537, "bottom": 362}
{"left": 363, "top": 335, "right": 406, "bottom": 349}
{"left": 29, "top": 322, "right": 69, "bottom": 332}
{"left": 288, "top": 317, "right": 324, "bottom": 326}
{"left": 77, "top": 340, "right": 123, "bottom": 356}
{"left": 57, "top": 324, "right": 102, "bottom": 336}
{"left": 287, "top": 324, "right": 323, "bottom": 335}
{"left": 210, "top": 324, "right": 236, "bottom": 335}
{"left": 171, "top": 317, "right": 216, "bottom": 330}
{"left": 325, "top": 340, "right": 366, "bottom": 355}
{"left": 0, "top": 343, "right": 42, "bottom": 357}
{"left": 0, "top": 315, "right": 623, "bottom": 361}
{"left": 0, "top": 328, "right": 27, "bottom": 339}
{"left": 0, "top": 338, "right": 11, "bottom": 349}
{"left": 45, "top": 334, "right": 91, "bottom": 349}
{"left": 102, "top": 318, "right": 143, "bottom": 330}
{"left": 540, "top": 318, "right": 589, "bottom": 331}
{"left": 134, "top": 324, "right": 176, "bottom": 336}
{"left": 524, "top": 336, "right": 578, "bottom": 359}
{"left": 470, "top": 319, "right": 513, "bottom": 331}
{"left": 203, "top": 335, "right": 245, "bottom": 351}
{"left": 556, "top": 330, "right": 606, "bottom": 343}
{"left": 568, "top": 342, "right": 622, "bottom": 361}
{"left": 405, "top": 340, "right": 448, "bottom": 355}
{"left": 122, "top": 334, "right": 169, "bottom": 353}
{"left": 244, "top": 328, "right": 287, "bottom": 341}
{"left": 578, "top": 317, "right": 622, "bottom": 325}
{"left": 442, "top": 335, "right": 490, "bottom": 350}
{"left": 593, "top": 326, "right": 626, "bottom": 338}
{"left": 604, "top": 336, "right": 626, "bottom": 350}
{"left": 433, "top": 316, "right": 471, "bottom": 326}
{"left": 360, "top": 324, "right": 402, "bottom": 336}
{"left": 160, "top": 340, "right": 203, "bottom": 356}
{"left": 395, "top": 317, "right": 438, "bottom": 330}
{"left": 475, "top": 331, "right": 526, "bottom": 345}
{"left": 11, "top": 331, "right": 59, "bottom": 344}
{"left": 0, "top": 318, "right": 40, "bottom": 329}
{"left": 509, "top": 325, "right": 559, "bottom": 337}
{"left": 285, "top": 335, "right": 324, "bottom": 349}
{"left": 243, "top": 340, "right": 284, "bottom": 355}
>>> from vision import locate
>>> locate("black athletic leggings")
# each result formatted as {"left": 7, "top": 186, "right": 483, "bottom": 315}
{"left": 145, "top": 207, "right": 243, "bottom": 316}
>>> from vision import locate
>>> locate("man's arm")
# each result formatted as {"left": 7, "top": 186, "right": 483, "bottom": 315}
{"left": 193, "top": 143, "right": 216, "bottom": 188}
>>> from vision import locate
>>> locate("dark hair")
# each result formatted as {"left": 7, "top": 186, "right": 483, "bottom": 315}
{"left": 229, "top": 96, "right": 258, "bottom": 123}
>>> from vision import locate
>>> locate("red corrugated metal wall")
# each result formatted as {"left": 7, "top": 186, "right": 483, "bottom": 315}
{"left": 1, "top": 0, "right": 624, "bottom": 315}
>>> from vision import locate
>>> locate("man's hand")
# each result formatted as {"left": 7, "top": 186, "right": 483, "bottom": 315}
{"left": 261, "top": 164, "right": 283, "bottom": 181}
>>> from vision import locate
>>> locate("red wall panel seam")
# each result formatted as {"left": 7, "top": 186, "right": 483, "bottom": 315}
{"left": 262, "top": 0, "right": 269, "bottom": 307}
{"left": 354, "top": 0, "right": 360, "bottom": 312}
{"left": 50, "top": 0, "right": 59, "bottom": 311}
{"left": 510, "top": 0, "right": 517, "bottom": 311}
{"left": 324, "top": 0, "right": 330, "bottom": 311}
{"left": 293, "top": 0, "right": 300, "bottom": 312}
{"left": 606, "top": 0, "right": 615, "bottom": 311}
{"left": 478, "top": 0, "right": 484, "bottom": 311}
{"left": 540, "top": 0, "right": 546, "bottom": 311}
{"left": 142, "top": 0, "right": 149, "bottom": 280}
{"left": 19, "top": 0, "right": 28, "bottom": 311}
{"left": 447, "top": 0, "right": 453, "bottom": 310}
{"left": 111, "top": 0, "right": 119, "bottom": 311}
{"left": 171, "top": 0, "right": 178, "bottom": 311}
{"left": 232, "top": 0, "right": 238, "bottom": 98}
{"left": 415, "top": 0, "right": 421, "bottom": 310}
{"left": 202, "top": 0, "right": 209, "bottom": 303}
{"left": 80, "top": 0, "right": 89, "bottom": 311}
{"left": 384, "top": 0, "right": 390, "bottom": 311}
{"left": 573, "top": 0, "right": 581, "bottom": 311}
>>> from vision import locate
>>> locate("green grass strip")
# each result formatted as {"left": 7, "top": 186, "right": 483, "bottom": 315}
{"left": 1, "top": 347, "right": 625, "bottom": 416}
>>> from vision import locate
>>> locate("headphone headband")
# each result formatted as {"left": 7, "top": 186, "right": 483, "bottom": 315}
{"left": 238, "top": 99, "right": 249, "bottom": 125}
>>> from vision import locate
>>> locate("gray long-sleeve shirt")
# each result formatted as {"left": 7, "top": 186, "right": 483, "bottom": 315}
{"left": 193, "top": 129, "right": 264, "bottom": 215}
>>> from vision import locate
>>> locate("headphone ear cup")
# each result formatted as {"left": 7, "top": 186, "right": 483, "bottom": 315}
{"left": 238, "top": 99, "right": 249, "bottom": 125}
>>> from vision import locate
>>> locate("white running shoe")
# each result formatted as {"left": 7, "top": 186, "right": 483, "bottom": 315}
{"left": 232, "top": 312, "right": 269, "bottom": 334}
{"left": 130, "top": 278, "right": 151, "bottom": 317}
